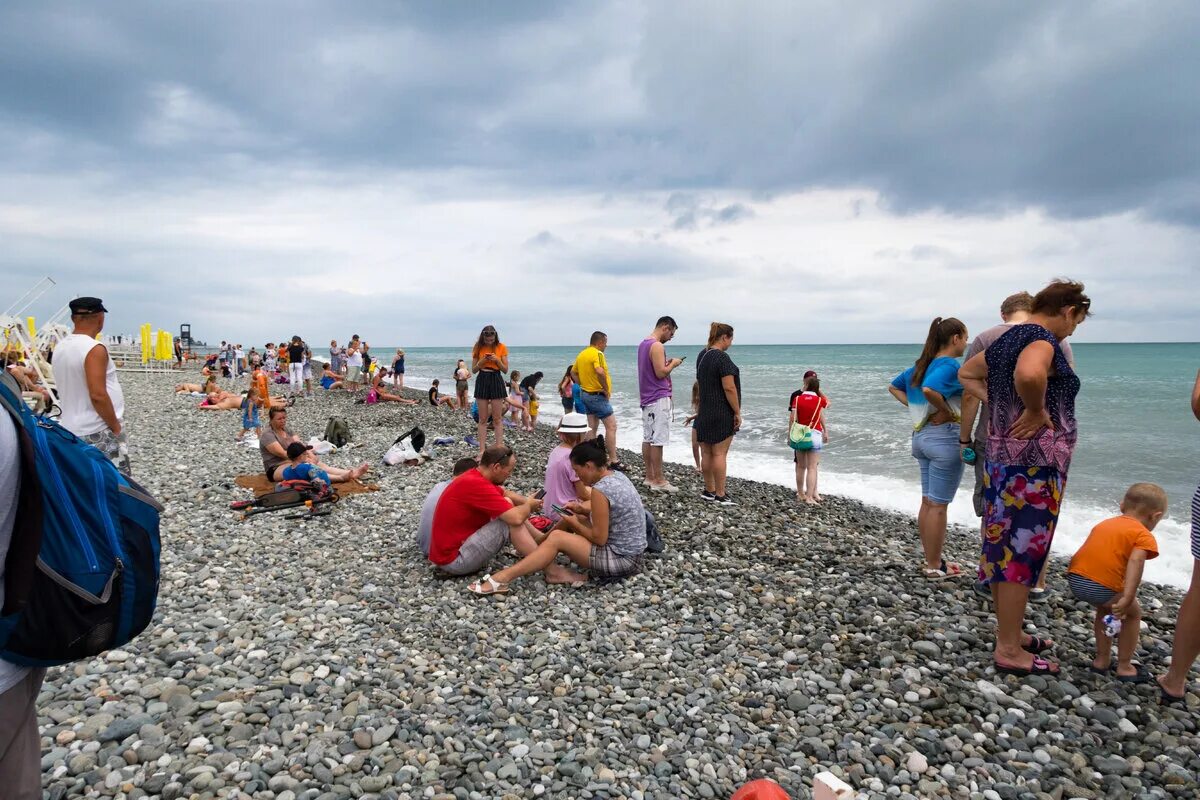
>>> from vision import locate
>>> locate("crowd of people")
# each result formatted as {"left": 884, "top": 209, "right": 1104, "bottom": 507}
{"left": 5, "top": 285, "right": 1200, "bottom": 797}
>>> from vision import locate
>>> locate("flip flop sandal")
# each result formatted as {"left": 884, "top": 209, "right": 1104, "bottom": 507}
{"left": 923, "top": 560, "right": 966, "bottom": 581}
{"left": 995, "top": 655, "right": 1059, "bottom": 677}
{"left": 467, "top": 574, "right": 510, "bottom": 596}
{"left": 1087, "top": 663, "right": 1113, "bottom": 674}
{"left": 1115, "top": 664, "right": 1152, "bottom": 684}
{"left": 1160, "top": 686, "right": 1187, "bottom": 706}
{"left": 1022, "top": 635, "right": 1054, "bottom": 655}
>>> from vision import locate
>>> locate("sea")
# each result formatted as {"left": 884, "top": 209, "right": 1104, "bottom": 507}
{"left": 372, "top": 342, "right": 1198, "bottom": 589}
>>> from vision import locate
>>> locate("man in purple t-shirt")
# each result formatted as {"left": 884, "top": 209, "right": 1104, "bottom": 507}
{"left": 637, "top": 316, "right": 685, "bottom": 492}
{"left": 960, "top": 292, "right": 1074, "bottom": 601}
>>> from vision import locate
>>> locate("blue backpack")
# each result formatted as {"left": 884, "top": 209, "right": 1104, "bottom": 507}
{"left": 0, "top": 374, "right": 163, "bottom": 667}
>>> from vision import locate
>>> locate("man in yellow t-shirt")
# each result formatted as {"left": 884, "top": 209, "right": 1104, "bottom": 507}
{"left": 571, "top": 331, "right": 624, "bottom": 470}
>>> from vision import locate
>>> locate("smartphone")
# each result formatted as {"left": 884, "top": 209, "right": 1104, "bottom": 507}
{"left": 678, "top": 355, "right": 687, "bottom": 362}
{"left": 551, "top": 504, "right": 575, "bottom": 516}
{"left": 533, "top": 489, "right": 546, "bottom": 500}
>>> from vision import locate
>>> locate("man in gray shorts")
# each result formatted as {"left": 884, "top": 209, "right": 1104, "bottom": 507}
{"left": 961, "top": 291, "right": 1074, "bottom": 600}
{"left": 428, "top": 446, "right": 543, "bottom": 575}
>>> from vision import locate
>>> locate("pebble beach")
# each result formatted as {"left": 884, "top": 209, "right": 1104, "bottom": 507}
{"left": 36, "top": 371, "right": 1200, "bottom": 800}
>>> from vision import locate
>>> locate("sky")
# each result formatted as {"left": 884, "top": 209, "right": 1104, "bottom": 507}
{"left": 1, "top": 1, "right": 1198, "bottom": 346}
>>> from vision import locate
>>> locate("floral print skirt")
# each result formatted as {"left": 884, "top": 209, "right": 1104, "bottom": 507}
{"left": 979, "top": 462, "right": 1066, "bottom": 587}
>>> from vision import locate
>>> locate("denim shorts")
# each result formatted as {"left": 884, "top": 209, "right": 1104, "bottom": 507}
{"left": 911, "top": 422, "right": 964, "bottom": 505}
{"left": 579, "top": 390, "right": 614, "bottom": 420}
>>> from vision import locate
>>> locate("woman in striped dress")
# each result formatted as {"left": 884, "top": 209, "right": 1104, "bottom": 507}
{"left": 1158, "top": 368, "right": 1200, "bottom": 704}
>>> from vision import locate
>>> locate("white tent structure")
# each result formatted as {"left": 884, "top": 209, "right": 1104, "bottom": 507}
{"left": 2, "top": 277, "right": 60, "bottom": 410}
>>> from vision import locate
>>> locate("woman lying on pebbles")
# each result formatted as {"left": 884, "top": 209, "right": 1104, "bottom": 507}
{"left": 259, "top": 407, "right": 369, "bottom": 483}
{"left": 175, "top": 377, "right": 214, "bottom": 394}
{"left": 468, "top": 437, "right": 646, "bottom": 595}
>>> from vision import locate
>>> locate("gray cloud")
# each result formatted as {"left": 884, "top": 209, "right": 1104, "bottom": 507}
{"left": 1, "top": 2, "right": 1195, "bottom": 224}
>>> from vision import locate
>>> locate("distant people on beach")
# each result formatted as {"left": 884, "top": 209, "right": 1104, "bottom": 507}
{"left": 961, "top": 291, "right": 1075, "bottom": 602}
{"left": 302, "top": 341, "right": 314, "bottom": 395}
{"left": 392, "top": 349, "right": 406, "bottom": 388}
{"left": 889, "top": 317, "right": 969, "bottom": 579}
{"left": 329, "top": 340, "right": 344, "bottom": 374}
{"left": 198, "top": 385, "right": 246, "bottom": 411}
{"left": 258, "top": 407, "right": 368, "bottom": 483}
{"left": 344, "top": 336, "right": 363, "bottom": 391}
{"left": 1068, "top": 483, "right": 1163, "bottom": 682}
{"left": 264, "top": 343, "right": 277, "bottom": 373}
{"left": 507, "top": 370, "right": 527, "bottom": 426}
{"left": 638, "top": 317, "right": 685, "bottom": 493}
{"left": 454, "top": 360, "right": 471, "bottom": 411}
{"left": 684, "top": 381, "right": 701, "bottom": 471}
{"left": 557, "top": 365, "right": 575, "bottom": 413}
{"left": 53, "top": 297, "right": 130, "bottom": 476}
{"left": 519, "top": 371, "right": 543, "bottom": 431}
{"left": 695, "top": 323, "right": 741, "bottom": 505}
{"left": 369, "top": 368, "right": 417, "bottom": 404}
{"left": 471, "top": 325, "right": 509, "bottom": 459}
{"left": 1158, "top": 368, "right": 1200, "bottom": 705}
{"left": 320, "top": 364, "right": 343, "bottom": 391}
{"left": 469, "top": 438, "right": 646, "bottom": 595}
{"left": 790, "top": 370, "right": 829, "bottom": 505}
{"left": 237, "top": 384, "right": 261, "bottom": 442}
{"left": 428, "top": 380, "right": 458, "bottom": 409}
{"left": 574, "top": 331, "right": 625, "bottom": 471}
{"left": 286, "top": 336, "right": 305, "bottom": 396}
{"left": 959, "top": 279, "right": 1090, "bottom": 676}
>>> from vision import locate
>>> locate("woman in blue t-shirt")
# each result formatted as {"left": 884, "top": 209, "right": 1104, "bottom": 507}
{"left": 889, "top": 317, "right": 969, "bottom": 581}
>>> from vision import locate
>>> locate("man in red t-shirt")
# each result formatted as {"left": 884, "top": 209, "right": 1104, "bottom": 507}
{"left": 429, "top": 446, "right": 543, "bottom": 575}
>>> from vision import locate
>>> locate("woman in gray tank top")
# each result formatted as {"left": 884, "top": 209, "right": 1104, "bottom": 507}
{"left": 468, "top": 437, "right": 647, "bottom": 595}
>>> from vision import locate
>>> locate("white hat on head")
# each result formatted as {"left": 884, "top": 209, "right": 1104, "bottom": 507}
{"left": 557, "top": 412, "right": 589, "bottom": 434}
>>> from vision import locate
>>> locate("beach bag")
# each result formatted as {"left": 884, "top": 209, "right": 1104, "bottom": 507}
{"left": 788, "top": 400, "right": 822, "bottom": 452}
{"left": 644, "top": 510, "right": 664, "bottom": 554}
{"left": 0, "top": 374, "right": 163, "bottom": 667}
{"left": 324, "top": 416, "right": 351, "bottom": 448}
{"left": 365, "top": 390, "right": 379, "bottom": 405}
{"left": 392, "top": 426, "right": 426, "bottom": 453}
{"left": 383, "top": 440, "right": 420, "bottom": 466}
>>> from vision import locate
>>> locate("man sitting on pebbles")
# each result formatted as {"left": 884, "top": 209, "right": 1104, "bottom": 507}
{"left": 418, "top": 457, "right": 481, "bottom": 558}
{"left": 428, "top": 446, "right": 581, "bottom": 582}
{"left": 469, "top": 437, "right": 645, "bottom": 595}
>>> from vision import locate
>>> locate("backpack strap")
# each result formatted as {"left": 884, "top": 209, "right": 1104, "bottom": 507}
{"left": 0, "top": 373, "right": 42, "bottom": 616}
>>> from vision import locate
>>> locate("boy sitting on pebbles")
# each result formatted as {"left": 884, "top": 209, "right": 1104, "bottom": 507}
{"left": 1067, "top": 482, "right": 1164, "bottom": 682}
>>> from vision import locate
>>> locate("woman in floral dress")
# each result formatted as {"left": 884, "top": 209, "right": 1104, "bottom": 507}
{"left": 959, "top": 280, "right": 1091, "bottom": 676}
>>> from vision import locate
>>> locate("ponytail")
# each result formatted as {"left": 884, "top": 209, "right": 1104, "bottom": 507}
{"left": 912, "top": 316, "right": 967, "bottom": 386}
{"left": 707, "top": 322, "right": 734, "bottom": 347}
{"left": 569, "top": 436, "right": 609, "bottom": 468}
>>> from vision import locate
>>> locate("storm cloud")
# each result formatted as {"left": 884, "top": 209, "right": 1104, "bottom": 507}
{"left": 1, "top": 1, "right": 1197, "bottom": 343}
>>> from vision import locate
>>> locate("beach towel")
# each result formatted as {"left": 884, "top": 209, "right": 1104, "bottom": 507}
{"left": 234, "top": 474, "right": 378, "bottom": 497}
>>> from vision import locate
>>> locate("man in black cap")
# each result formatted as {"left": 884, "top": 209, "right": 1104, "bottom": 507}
{"left": 52, "top": 297, "right": 130, "bottom": 475}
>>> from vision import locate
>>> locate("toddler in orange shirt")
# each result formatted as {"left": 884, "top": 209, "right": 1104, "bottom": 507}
{"left": 1067, "top": 483, "right": 1165, "bottom": 681}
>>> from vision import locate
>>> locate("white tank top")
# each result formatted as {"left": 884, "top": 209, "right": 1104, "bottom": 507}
{"left": 52, "top": 334, "right": 125, "bottom": 436}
